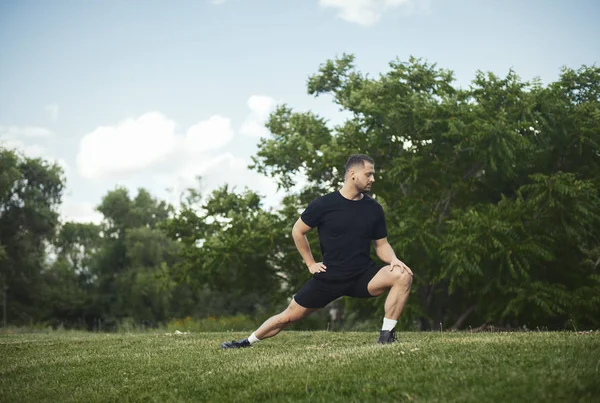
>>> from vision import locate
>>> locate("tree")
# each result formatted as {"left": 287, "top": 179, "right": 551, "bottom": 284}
{"left": 162, "top": 183, "right": 286, "bottom": 317}
{"left": 42, "top": 222, "right": 101, "bottom": 328}
{"left": 92, "top": 187, "right": 177, "bottom": 327}
{"left": 0, "top": 146, "right": 65, "bottom": 324}
{"left": 250, "top": 55, "right": 600, "bottom": 330}
{"left": 117, "top": 226, "right": 178, "bottom": 323}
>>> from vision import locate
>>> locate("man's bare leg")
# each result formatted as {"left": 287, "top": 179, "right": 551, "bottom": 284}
{"left": 255, "top": 299, "right": 318, "bottom": 339}
{"left": 367, "top": 265, "right": 413, "bottom": 342}
{"left": 221, "top": 298, "right": 317, "bottom": 349}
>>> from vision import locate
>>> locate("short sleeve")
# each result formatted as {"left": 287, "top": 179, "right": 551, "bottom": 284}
{"left": 372, "top": 205, "right": 388, "bottom": 240}
{"left": 300, "top": 198, "right": 323, "bottom": 228}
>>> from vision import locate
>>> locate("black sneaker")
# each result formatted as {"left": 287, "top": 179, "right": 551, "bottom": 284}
{"left": 220, "top": 338, "right": 251, "bottom": 349}
{"left": 377, "top": 329, "right": 397, "bottom": 344}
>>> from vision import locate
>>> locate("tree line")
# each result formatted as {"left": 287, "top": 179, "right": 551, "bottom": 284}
{"left": 1, "top": 55, "right": 599, "bottom": 331}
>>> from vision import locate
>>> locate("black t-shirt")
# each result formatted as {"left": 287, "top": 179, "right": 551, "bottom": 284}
{"left": 300, "top": 190, "right": 388, "bottom": 280}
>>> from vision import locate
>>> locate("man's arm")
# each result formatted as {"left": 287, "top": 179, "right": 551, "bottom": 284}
{"left": 373, "top": 237, "right": 413, "bottom": 275}
{"left": 292, "top": 218, "right": 326, "bottom": 273}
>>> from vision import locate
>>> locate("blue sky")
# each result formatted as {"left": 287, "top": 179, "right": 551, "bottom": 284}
{"left": 1, "top": 0, "right": 598, "bottom": 223}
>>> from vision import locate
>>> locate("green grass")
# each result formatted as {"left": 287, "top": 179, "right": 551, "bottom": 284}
{"left": 1, "top": 331, "right": 599, "bottom": 402}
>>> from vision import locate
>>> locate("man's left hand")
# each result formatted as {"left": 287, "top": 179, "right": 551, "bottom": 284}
{"left": 390, "top": 258, "right": 413, "bottom": 276}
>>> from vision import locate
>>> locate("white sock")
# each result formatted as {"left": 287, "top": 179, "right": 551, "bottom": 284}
{"left": 382, "top": 318, "right": 397, "bottom": 331}
{"left": 248, "top": 332, "right": 260, "bottom": 344}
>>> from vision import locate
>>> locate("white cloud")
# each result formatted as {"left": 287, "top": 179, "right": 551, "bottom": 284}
{"left": 77, "top": 95, "right": 278, "bottom": 180}
{"left": 318, "top": 0, "right": 415, "bottom": 26}
{"left": 59, "top": 199, "right": 103, "bottom": 224}
{"left": 77, "top": 112, "right": 179, "bottom": 179}
{"left": 0, "top": 125, "right": 54, "bottom": 139}
{"left": 0, "top": 138, "right": 46, "bottom": 158}
{"left": 157, "top": 153, "right": 281, "bottom": 210}
{"left": 239, "top": 95, "right": 277, "bottom": 138}
{"left": 75, "top": 95, "right": 286, "bottom": 217}
{"left": 44, "top": 104, "right": 60, "bottom": 121}
{"left": 184, "top": 115, "right": 234, "bottom": 155}
{"left": 77, "top": 112, "right": 238, "bottom": 180}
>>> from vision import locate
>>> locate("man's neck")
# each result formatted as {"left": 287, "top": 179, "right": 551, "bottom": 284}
{"left": 339, "top": 184, "right": 364, "bottom": 201}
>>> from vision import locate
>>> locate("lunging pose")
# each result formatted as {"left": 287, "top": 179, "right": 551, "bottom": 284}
{"left": 221, "top": 154, "right": 413, "bottom": 349}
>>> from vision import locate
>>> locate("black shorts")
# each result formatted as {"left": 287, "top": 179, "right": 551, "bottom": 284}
{"left": 293, "top": 262, "right": 385, "bottom": 309}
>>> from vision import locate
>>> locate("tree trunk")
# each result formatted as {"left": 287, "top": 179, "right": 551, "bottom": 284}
{"left": 432, "top": 281, "right": 449, "bottom": 331}
{"left": 450, "top": 305, "right": 477, "bottom": 330}
{"left": 419, "top": 283, "right": 433, "bottom": 330}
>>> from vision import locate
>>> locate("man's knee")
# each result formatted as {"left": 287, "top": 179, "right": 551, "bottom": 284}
{"left": 391, "top": 268, "right": 412, "bottom": 290}
{"left": 278, "top": 309, "right": 300, "bottom": 326}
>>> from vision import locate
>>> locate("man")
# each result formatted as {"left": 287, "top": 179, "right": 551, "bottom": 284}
{"left": 221, "top": 154, "right": 413, "bottom": 349}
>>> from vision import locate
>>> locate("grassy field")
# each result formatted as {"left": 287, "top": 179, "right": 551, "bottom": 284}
{"left": 1, "top": 330, "right": 599, "bottom": 402}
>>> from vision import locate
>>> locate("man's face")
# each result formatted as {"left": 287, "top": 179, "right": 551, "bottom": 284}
{"left": 352, "top": 162, "right": 375, "bottom": 192}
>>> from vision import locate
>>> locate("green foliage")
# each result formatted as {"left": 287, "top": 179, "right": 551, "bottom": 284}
{"left": 251, "top": 56, "right": 600, "bottom": 330}
{"left": 92, "top": 188, "right": 179, "bottom": 326}
{"left": 162, "top": 183, "right": 286, "bottom": 313}
{"left": 3, "top": 57, "right": 599, "bottom": 331}
{"left": 0, "top": 146, "right": 65, "bottom": 324}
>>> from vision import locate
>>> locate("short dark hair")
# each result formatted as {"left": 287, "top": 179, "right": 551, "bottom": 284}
{"left": 345, "top": 154, "right": 374, "bottom": 176}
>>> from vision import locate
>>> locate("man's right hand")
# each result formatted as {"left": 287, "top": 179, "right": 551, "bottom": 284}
{"left": 308, "top": 262, "right": 327, "bottom": 274}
